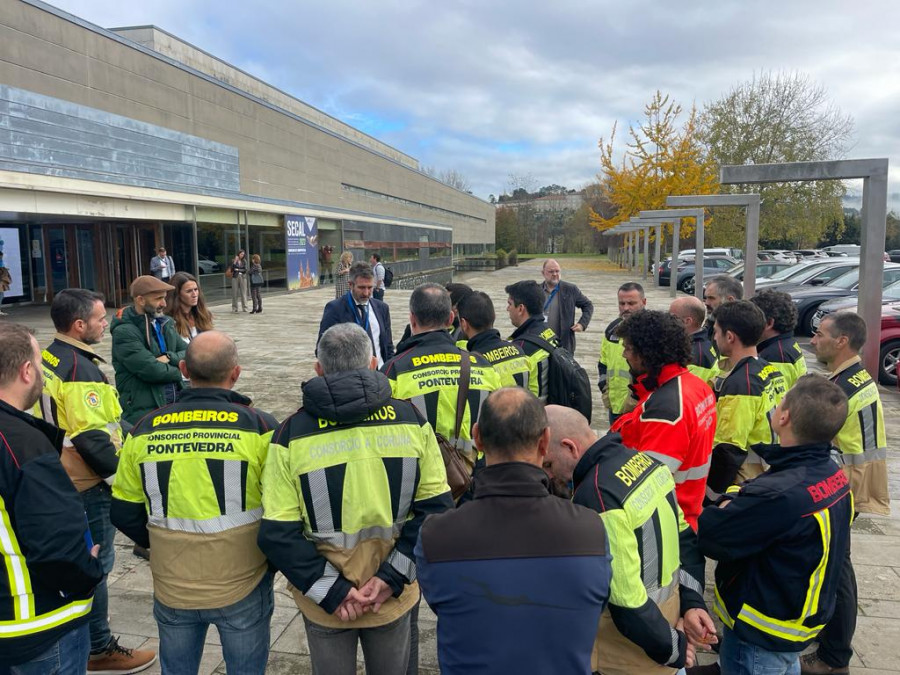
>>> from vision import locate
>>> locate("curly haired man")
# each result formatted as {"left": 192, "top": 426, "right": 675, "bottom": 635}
{"left": 611, "top": 310, "right": 717, "bottom": 529}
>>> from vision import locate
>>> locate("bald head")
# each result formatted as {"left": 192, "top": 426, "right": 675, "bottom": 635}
{"left": 182, "top": 331, "right": 241, "bottom": 388}
{"left": 473, "top": 387, "right": 549, "bottom": 465}
{"left": 544, "top": 405, "right": 597, "bottom": 483}
{"left": 669, "top": 296, "right": 707, "bottom": 332}
{"left": 542, "top": 258, "right": 562, "bottom": 288}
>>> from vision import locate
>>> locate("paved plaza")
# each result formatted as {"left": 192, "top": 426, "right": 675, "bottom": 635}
{"left": 6, "top": 256, "right": 900, "bottom": 673}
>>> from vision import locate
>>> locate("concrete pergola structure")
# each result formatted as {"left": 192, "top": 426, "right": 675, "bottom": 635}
{"left": 640, "top": 208, "right": 706, "bottom": 299}
{"left": 606, "top": 222, "right": 646, "bottom": 274}
{"left": 720, "top": 159, "right": 888, "bottom": 378}
{"left": 666, "top": 194, "right": 762, "bottom": 296}
{"left": 629, "top": 216, "right": 681, "bottom": 293}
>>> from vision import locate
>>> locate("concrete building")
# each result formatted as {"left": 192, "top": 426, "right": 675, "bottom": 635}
{"left": 0, "top": 0, "right": 494, "bottom": 306}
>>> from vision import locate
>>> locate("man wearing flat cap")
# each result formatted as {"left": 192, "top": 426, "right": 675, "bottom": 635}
{"left": 111, "top": 275, "right": 189, "bottom": 425}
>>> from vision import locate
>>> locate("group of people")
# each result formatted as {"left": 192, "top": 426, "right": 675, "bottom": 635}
{"left": 334, "top": 251, "right": 388, "bottom": 300}
{"left": 0, "top": 256, "right": 890, "bottom": 675}
{"left": 227, "top": 249, "right": 265, "bottom": 314}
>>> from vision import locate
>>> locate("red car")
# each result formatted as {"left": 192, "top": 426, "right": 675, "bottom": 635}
{"left": 880, "top": 302, "right": 900, "bottom": 387}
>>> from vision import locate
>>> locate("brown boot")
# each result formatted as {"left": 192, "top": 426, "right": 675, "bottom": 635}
{"left": 88, "top": 636, "right": 157, "bottom": 674}
{"left": 799, "top": 653, "right": 850, "bottom": 675}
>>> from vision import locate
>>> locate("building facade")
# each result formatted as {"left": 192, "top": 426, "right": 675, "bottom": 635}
{"left": 0, "top": 0, "right": 494, "bottom": 306}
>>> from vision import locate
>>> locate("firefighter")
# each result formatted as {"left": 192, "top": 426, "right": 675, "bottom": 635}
{"left": 111, "top": 331, "right": 277, "bottom": 674}
{"left": 612, "top": 310, "right": 717, "bottom": 530}
{"left": 599, "top": 282, "right": 645, "bottom": 424}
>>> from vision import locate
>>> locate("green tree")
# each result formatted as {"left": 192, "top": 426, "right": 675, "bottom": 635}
{"left": 495, "top": 206, "right": 519, "bottom": 252}
{"left": 700, "top": 72, "right": 854, "bottom": 247}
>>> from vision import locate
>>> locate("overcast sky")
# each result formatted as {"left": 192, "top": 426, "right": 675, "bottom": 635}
{"left": 49, "top": 0, "right": 900, "bottom": 204}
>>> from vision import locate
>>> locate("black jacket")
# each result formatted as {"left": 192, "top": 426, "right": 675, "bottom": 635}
{"left": 0, "top": 400, "right": 103, "bottom": 665}
{"left": 416, "top": 462, "right": 612, "bottom": 674}
{"left": 698, "top": 441, "right": 853, "bottom": 652}
{"left": 543, "top": 280, "right": 593, "bottom": 352}
{"left": 317, "top": 292, "right": 394, "bottom": 364}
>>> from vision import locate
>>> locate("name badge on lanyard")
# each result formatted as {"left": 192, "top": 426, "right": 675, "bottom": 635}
{"left": 543, "top": 287, "right": 559, "bottom": 313}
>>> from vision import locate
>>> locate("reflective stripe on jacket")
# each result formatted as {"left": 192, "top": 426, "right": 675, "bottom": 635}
{"left": 757, "top": 332, "right": 808, "bottom": 391}
{"left": 111, "top": 388, "right": 276, "bottom": 610}
{"left": 509, "top": 316, "right": 558, "bottom": 401}
{"left": 467, "top": 328, "right": 531, "bottom": 389}
{"left": 613, "top": 364, "right": 716, "bottom": 530}
{"left": 599, "top": 317, "right": 632, "bottom": 414}
{"left": 572, "top": 434, "right": 707, "bottom": 673}
{"left": 830, "top": 356, "right": 889, "bottom": 515}
{"left": 383, "top": 330, "right": 501, "bottom": 462}
{"left": 699, "top": 441, "right": 853, "bottom": 653}
{"left": 258, "top": 369, "right": 452, "bottom": 629}
{"left": 40, "top": 335, "right": 122, "bottom": 491}
{"left": 0, "top": 400, "right": 103, "bottom": 666}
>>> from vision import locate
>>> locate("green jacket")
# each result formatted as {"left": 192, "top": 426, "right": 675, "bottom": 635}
{"left": 110, "top": 306, "right": 188, "bottom": 425}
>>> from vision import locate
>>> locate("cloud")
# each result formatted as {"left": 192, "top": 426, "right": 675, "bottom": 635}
{"left": 47, "top": 0, "right": 900, "bottom": 204}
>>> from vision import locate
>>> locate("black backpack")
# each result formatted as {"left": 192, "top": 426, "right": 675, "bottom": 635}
{"left": 520, "top": 335, "right": 593, "bottom": 423}
{"left": 382, "top": 266, "right": 394, "bottom": 288}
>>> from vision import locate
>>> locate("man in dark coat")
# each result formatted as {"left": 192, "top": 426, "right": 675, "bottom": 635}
{"left": 540, "top": 258, "right": 593, "bottom": 353}
{"left": 110, "top": 275, "right": 188, "bottom": 425}
{"left": 318, "top": 262, "right": 394, "bottom": 367}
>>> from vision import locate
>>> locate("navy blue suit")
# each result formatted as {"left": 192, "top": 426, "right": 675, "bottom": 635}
{"left": 317, "top": 292, "right": 394, "bottom": 364}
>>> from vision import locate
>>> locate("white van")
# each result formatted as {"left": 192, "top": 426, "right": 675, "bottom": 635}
{"left": 678, "top": 247, "right": 743, "bottom": 260}
{"left": 823, "top": 244, "right": 861, "bottom": 256}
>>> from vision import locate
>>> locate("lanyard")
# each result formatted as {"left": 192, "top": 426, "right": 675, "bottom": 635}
{"left": 346, "top": 292, "right": 370, "bottom": 333}
{"left": 151, "top": 319, "right": 168, "bottom": 354}
{"left": 543, "top": 286, "right": 559, "bottom": 312}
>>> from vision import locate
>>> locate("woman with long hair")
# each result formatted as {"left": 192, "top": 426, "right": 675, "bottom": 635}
{"left": 166, "top": 272, "right": 214, "bottom": 342}
{"left": 230, "top": 249, "right": 248, "bottom": 312}
{"left": 334, "top": 251, "right": 352, "bottom": 299}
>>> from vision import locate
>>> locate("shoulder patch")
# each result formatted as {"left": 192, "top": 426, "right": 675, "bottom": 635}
{"left": 640, "top": 377, "right": 684, "bottom": 424}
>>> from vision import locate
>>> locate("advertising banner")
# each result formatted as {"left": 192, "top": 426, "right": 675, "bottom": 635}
{"left": 0, "top": 228, "right": 24, "bottom": 298}
{"left": 285, "top": 215, "right": 318, "bottom": 290}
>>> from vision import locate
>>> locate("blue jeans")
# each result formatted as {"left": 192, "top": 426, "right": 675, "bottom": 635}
{"left": 720, "top": 628, "right": 800, "bottom": 675}
{"left": 303, "top": 610, "right": 411, "bottom": 675}
{"left": 82, "top": 483, "right": 115, "bottom": 653}
{"left": 153, "top": 572, "right": 274, "bottom": 675}
{"left": 8, "top": 623, "right": 89, "bottom": 674}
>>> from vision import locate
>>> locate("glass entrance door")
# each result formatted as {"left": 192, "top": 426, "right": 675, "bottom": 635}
{"left": 76, "top": 226, "right": 98, "bottom": 291}
{"left": 113, "top": 225, "right": 137, "bottom": 307}
{"left": 48, "top": 227, "right": 70, "bottom": 295}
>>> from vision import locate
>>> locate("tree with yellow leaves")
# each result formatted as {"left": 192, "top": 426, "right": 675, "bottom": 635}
{"left": 591, "top": 92, "right": 719, "bottom": 242}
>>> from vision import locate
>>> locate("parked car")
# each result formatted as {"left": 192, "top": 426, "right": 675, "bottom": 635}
{"left": 823, "top": 244, "right": 861, "bottom": 256}
{"left": 758, "top": 249, "right": 797, "bottom": 262}
{"left": 756, "top": 259, "right": 860, "bottom": 290}
{"left": 812, "top": 279, "right": 900, "bottom": 331}
{"left": 659, "top": 255, "right": 737, "bottom": 294}
{"left": 782, "top": 264, "right": 900, "bottom": 335}
{"left": 880, "top": 304, "right": 900, "bottom": 387}
{"left": 792, "top": 249, "right": 829, "bottom": 261}
{"left": 197, "top": 255, "right": 221, "bottom": 274}
{"left": 726, "top": 261, "right": 796, "bottom": 281}
{"left": 678, "top": 247, "right": 743, "bottom": 260}
{"left": 888, "top": 250, "right": 900, "bottom": 264}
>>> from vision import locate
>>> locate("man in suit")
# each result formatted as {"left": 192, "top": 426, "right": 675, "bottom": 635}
{"left": 318, "top": 262, "right": 394, "bottom": 367}
{"left": 540, "top": 259, "right": 593, "bottom": 353}
{"left": 149, "top": 247, "right": 175, "bottom": 281}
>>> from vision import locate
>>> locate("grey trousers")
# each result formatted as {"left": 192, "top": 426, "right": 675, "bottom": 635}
{"left": 303, "top": 611, "right": 411, "bottom": 675}
{"left": 231, "top": 275, "right": 247, "bottom": 311}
